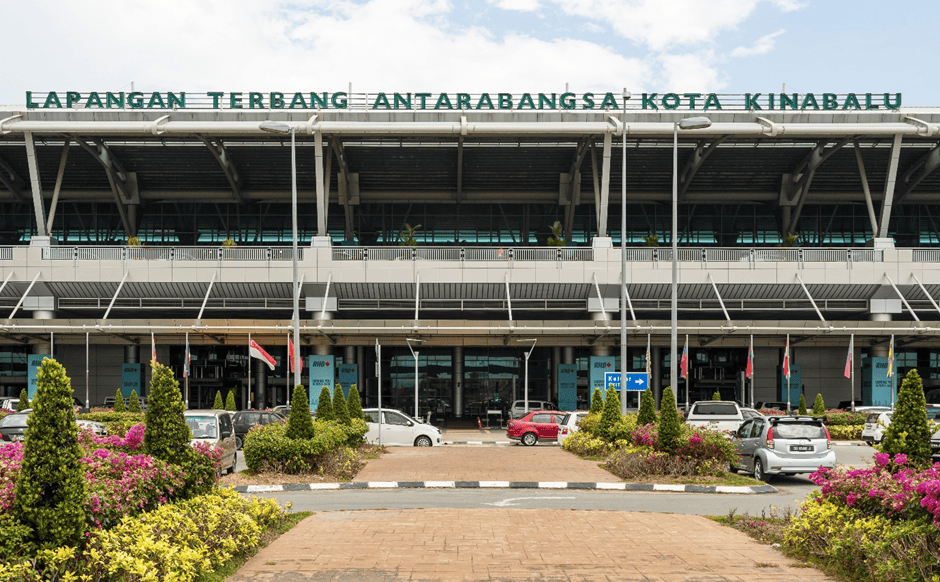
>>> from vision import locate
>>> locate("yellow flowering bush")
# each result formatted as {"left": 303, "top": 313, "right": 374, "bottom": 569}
{"left": 826, "top": 424, "right": 863, "bottom": 440}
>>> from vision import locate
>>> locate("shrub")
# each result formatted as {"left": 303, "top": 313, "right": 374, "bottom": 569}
{"left": 657, "top": 386, "right": 682, "bottom": 454}
{"left": 712, "top": 390, "right": 721, "bottom": 401}
{"left": 812, "top": 393, "right": 826, "bottom": 415}
{"left": 576, "top": 413, "right": 602, "bottom": 438}
{"left": 347, "top": 383, "right": 364, "bottom": 421}
{"left": 316, "top": 446, "right": 365, "bottom": 480}
{"left": 636, "top": 387, "right": 656, "bottom": 427}
{"left": 798, "top": 393, "right": 807, "bottom": 415}
{"left": 590, "top": 388, "right": 603, "bottom": 415}
{"left": 128, "top": 389, "right": 142, "bottom": 413}
{"left": 13, "top": 358, "right": 86, "bottom": 550}
{"left": 562, "top": 431, "right": 613, "bottom": 457}
{"left": 212, "top": 390, "right": 223, "bottom": 409}
{"left": 606, "top": 447, "right": 728, "bottom": 479}
{"left": 826, "top": 425, "right": 862, "bottom": 440}
{"left": 599, "top": 386, "right": 621, "bottom": 440}
{"left": 286, "top": 384, "right": 315, "bottom": 440}
{"left": 225, "top": 390, "right": 236, "bottom": 412}
{"left": 78, "top": 422, "right": 145, "bottom": 454}
{"left": 243, "top": 419, "right": 367, "bottom": 474}
{"left": 144, "top": 363, "right": 190, "bottom": 464}
{"left": 881, "top": 368, "right": 932, "bottom": 465}
{"left": 333, "top": 383, "right": 350, "bottom": 425}
{"left": 316, "top": 386, "right": 334, "bottom": 421}
{"left": 16, "top": 389, "right": 28, "bottom": 412}
{"left": 823, "top": 410, "right": 866, "bottom": 426}
{"left": 113, "top": 388, "right": 125, "bottom": 413}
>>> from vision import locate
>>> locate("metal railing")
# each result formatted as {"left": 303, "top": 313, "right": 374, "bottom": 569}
{"left": 41, "top": 246, "right": 302, "bottom": 261}
{"left": 913, "top": 249, "right": 940, "bottom": 262}
{"left": 331, "top": 246, "right": 594, "bottom": 261}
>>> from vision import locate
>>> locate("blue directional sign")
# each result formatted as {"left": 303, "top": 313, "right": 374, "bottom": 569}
{"left": 604, "top": 372, "right": 649, "bottom": 392}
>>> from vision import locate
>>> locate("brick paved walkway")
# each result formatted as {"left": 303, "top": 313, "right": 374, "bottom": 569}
{"left": 229, "top": 508, "right": 835, "bottom": 582}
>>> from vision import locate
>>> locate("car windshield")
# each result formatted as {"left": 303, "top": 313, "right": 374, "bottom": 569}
{"left": 773, "top": 422, "right": 826, "bottom": 439}
{"left": 692, "top": 403, "right": 739, "bottom": 415}
{"left": 186, "top": 416, "right": 218, "bottom": 438}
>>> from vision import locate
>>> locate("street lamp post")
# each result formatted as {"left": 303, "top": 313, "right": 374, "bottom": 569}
{"left": 517, "top": 339, "right": 537, "bottom": 415}
{"left": 620, "top": 89, "right": 631, "bottom": 415}
{"left": 671, "top": 116, "right": 711, "bottom": 401}
{"left": 259, "top": 121, "right": 301, "bottom": 389}
{"left": 406, "top": 338, "right": 424, "bottom": 419}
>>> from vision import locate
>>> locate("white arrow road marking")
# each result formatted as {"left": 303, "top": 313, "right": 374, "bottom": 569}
{"left": 484, "top": 496, "right": 576, "bottom": 507}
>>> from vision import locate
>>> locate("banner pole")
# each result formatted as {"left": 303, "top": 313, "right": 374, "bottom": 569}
{"left": 248, "top": 333, "right": 252, "bottom": 410}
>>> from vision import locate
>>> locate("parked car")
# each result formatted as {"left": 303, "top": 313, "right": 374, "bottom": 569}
{"left": 0, "top": 398, "right": 19, "bottom": 411}
{"left": 232, "top": 410, "right": 285, "bottom": 449}
{"left": 509, "top": 399, "right": 557, "bottom": 420}
{"left": 0, "top": 409, "right": 105, "bottom": 441}
{"left": 506, "top": 410, "right": 565, "bottom": 446}
{"left": 557, "top": 411, "right": 590, "bottom": 446}
{"left": 740, "top": 407, "right": 764, "bottom": 421}
{"left": 183, "top": 409, "right": 237, "bottom": 474}
{"left": 102, "top": 395, "right": 145, "bottom": 410}
{"left": 862, "top": 411, "right": 893, "bottom": 446}
{"left": 685, "top": 401, "right": 745, "bottom": 433}
{"left": 754, "top": 401, "right": 789, "bottom": 411}
{"left": 362, "top": 408, "right": 442, "bottom": 447}
{"left": 731, "top": 415, "right": 836, "bottom": 482}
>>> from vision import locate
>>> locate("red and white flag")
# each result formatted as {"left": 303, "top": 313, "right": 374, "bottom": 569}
{"left": 288, "top": 334, "right": 303, "bottom": 374}
{"left": 746, "top": 335, "right": 754, "bottom": 379}
{"left": 249, "top": 338, "right": 276, "bottom": 371}
{"left": 783, "top": 335, "right": 790, "bottom": 379}
{"left": 151, "top": 332, "right": 157, "bottom": 366}
{"left": 183, "top": 333, "right": 190, "bottom": 378}
{"left": 844, "top": 334, "right": 854, "bottom": 379}
{"left": 680, "top": 337, "right": 689, "bottom": 380}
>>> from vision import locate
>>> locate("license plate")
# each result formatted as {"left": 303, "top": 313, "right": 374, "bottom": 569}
{"left": 790, "top": 444, "right": 813, "bottom": 452}
{"left": 12, "top": 435, "right": 24, "bottom": 442}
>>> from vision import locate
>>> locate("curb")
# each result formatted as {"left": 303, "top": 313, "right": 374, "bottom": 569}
{"left": 832, "top": 441, "right": 867, "bottom": 447}
{"left": 233, "top": 481, "right": 778, "bottom": 494}
{"left": 444, "top": 440, "right": 554, "bottom": 445}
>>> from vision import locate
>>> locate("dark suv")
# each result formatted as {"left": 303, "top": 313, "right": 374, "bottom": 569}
{"left": 232, "top": 410, "right": 285, "bottom": 449}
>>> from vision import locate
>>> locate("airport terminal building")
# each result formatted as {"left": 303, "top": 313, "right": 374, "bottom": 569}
{"left": 1, "top": 89, "right": 938, "bottom": 416}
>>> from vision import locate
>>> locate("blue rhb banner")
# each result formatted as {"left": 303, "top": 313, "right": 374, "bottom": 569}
{"left": 589, "top": 356, "right": 616, "bottom": 394}
{"left": 27, "top": 354, "right": 50, "bottom": 400}
{"left": 557, "top": 364, "right": 577, "bottom": 411}
{"left": 337, "top": 364, "right": 358, "bottom": 398}
{"left": 308, "top": 355, "right": 335, "bottom": 411}
{"left": 121, "top": 364, "right": 142, "bottom": 398}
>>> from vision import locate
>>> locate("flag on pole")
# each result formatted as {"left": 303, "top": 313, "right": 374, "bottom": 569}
{"left": 680, "top": 337, "right": 689, "bottom": 380}
{"left": 887, "top": 335, "right": 895, "bottom": 378}
{"left": 746, "top": 335, "right": 754, "bottom": 379}
{"left": 844, "top": 334, "right": 854, "bottom": 379}
{"left": 783, "top": 335, "right": 790, "bottom": 379}
{"left": 249, "top": 338, "right": 277, "bottom": 371}
{"left": 645, "top": 334, "right": 652, "bottom": 378}
{"left": 151, "top": 332, "right": 157, "bottom": 366}
{"left": 183, "top": 333, "right": 190, "bottom": 378}
{"left": 288, "top": 334, "right": 303, "bottom": 374}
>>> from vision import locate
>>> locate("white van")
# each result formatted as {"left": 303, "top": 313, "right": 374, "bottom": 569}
{"left": 184, "top": 409, "right": 237, "bottom": 474}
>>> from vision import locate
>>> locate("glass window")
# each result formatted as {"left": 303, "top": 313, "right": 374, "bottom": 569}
{"left": 186, "top": 416, "right": 218, "bottom": 438}
{"left": 364, "top": 411, "right": 379, "bottom": 423}
{"left": 736, "top": 420, "right": 752, "bottom": 438}
{"left": 691, "top": 403, "right": 739, "bottom": 416}
{"left": 531, "top": 413, "right": 552, "bottom": 423}
{"left": 773, "top": 422, "right": 826, "bottom": 439}
{"left": 750, "top": 420, "right": 764, "bottom": 438}
{"left": 384, "top": 412, "right": 409, "bottom": 426}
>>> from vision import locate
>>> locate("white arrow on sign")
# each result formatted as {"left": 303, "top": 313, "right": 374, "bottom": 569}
{"left": 484, "top": 496, "right": 576, "bottom": 507}
{"left": 634, "top": 378, "right": 645, "bottom": 386}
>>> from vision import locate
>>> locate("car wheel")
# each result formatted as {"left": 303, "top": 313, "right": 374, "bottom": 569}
{"left": 235, "top": 436, "right": 243, "bottom": 450}
{"left": 415, "top": 436, "right": 432, "bottom": 447}
{"left": 865, "top": 441, "right": 873, "bottom": 447}
{"left": 753, "top": 458, "right": 770, "bottom": 482}
{"left": 522, "top": 432, "right": 538, "bottom": 446}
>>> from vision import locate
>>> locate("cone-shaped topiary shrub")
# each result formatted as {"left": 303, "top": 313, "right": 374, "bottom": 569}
{"left": 712, "top": 390, "right": 721, "bottom": 401}
{"left": 16, "top": 388, "right": 28, "bottom": 411}
{"left": 333, "top": 383, "right": 350, "bottom": 425}
{"left": 657, "top": 386, "right": 682, "bottom": 454}
{"left": 881, "top": 368, "right": 932, "bottom": 465}
{"left": 812, "top": 393, "right": 825, "bottom": 416}
{"left": 13, "top": 358, "right": 86, "bottom": 549}
{"left": 316, "top": 386, "right": 334, "bottom": 421}
{"left": 286, "top": 384, "right": 315, "bottom": 439}
{"left": 212, "top": 390, "right": 223, "bottom": 409}
{"left": 636, "top": 387, "right": 657, "bottom": 427}
{"left": 225, "top": 390, "right": 236, "bottom": 411}
{"left": 590, "top": 388, "right": 603, "bottom": 414}
{"left": 114, "top": 389, "right": 125, "bottom": 412}
{"left": 798, "top": 393, "right": 807, "bottom": 415}
{"left": 599, "top": 385, "right": 621, "bottom": 440}
{"left": 128, "top": 389, "right": 141, "bottom": 413}
{"left": 347, "top": 383, "right": 364, "bottom": 421}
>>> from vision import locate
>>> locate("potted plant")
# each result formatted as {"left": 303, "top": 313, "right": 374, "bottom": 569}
{"left": 782, "top": 233, "right": 799, "bottom": 248}
{"left": 644, "top": 234, "right": 659, "bottom": 247}
{"left": 222, "top": 237, "right": 237, "bottom": 247}
{"left": 398, "top": 223, "right": 422, "bottom": 247}
{"left": 547, "top": 221, "right": 566, "bottom": 247}
{"left": 126, "top": 236, "right": 142, "bottom": 247}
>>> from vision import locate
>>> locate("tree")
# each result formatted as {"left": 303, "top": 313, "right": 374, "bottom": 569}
{"left": 636, "top": 387, "right": 657, "bottom": 427}
{"left": 881, "top": 368, "right": 932, "bottom": 465}
{"left": 144, "top": 363, "right": 190, "bottom": 463}
{"left": 812, "top": 393, "right": 826, "bottom": 416}
{"left": 114, "top": 389, "right": 125, "bottom": 412}
{"left": 128, "top": 389, "right": 142, "bottom": 413}
{"left": 333, "top": 383, "right": 350, "bottom": 425}
{"left": 590, "top": 388, "right": 603, "bottom": 414}
{"left": 316, "top": 386, "right": 334, "bottom": 421}
{"left": 798, "top": 393, "right": 807, "bottom": 415}
{"left": 658, "top": 386, "right": 682, "bottom": 454}
{"left": 16, "top": 388, "right": 28, "bottom": 412}
{"left": 225, "top": 390, "right": 236, "bottom": 412}
{"left": 599, "top": 385, "right": 621, "bottom": 440}
{"left": 13, "top": 358, "right": 86, "bottom": 549}
{"left": 286, "top": 384, "right": 314, "bottom": 440}
{"left": 347, "top": 384, "right": 364, "bottom": 421}
{"left": 711, "top": 390, "right": 721, "bottom": 401}
{"left": 212, "top": 390, "right": 223, "bottom": 409}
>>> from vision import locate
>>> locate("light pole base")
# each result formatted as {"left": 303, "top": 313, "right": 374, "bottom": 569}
{"left": 592, "top": 237, "right": 612, "bottom": 248}
{"left": 310, "top": 236, "right": 332, "bottom": 247}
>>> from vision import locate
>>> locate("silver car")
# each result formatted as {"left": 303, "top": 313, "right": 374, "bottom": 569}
{"left": 184, "top": 409, "right": 237, "bottom": 474}
{"left": 363, "top": 408, "right": 442, "bottom": 447}
{"left": 556, "top": 411, "right": 590, "bottom": 446}
{"left": 731, "top": 415, "right": 836, "bottom": 482}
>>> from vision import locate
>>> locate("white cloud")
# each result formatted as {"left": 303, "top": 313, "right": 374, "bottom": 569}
{"left": 771, "top": 0, "right": 807, "bottom": 11}
{"left": 657, "top": 52, "right": 725, "bottom": 92}
{"left": 489, "top": 0, "right": 541, "bottom": 11}
{"left": 731, "top": 29, "right": 785, "bottom": 58}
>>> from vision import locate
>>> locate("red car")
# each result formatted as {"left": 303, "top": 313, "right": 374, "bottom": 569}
{"left": 506, "top": 410, "right": 565, "bottom": 446}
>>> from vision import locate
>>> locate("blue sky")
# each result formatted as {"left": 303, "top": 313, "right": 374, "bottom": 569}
{"left": 1, "top": 0, "right": 935, "bottom": 105}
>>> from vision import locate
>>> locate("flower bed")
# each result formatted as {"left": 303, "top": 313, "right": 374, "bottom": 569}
{"left": 243, "top": 418, "right": 368, "bottom": 475}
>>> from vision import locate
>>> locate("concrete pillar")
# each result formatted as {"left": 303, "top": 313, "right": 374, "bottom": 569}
{"left": 869, "top": 313, "right": 891, "bottom": 357}
{"left": 562, "top": 346, "right": 575, "bottom": 365}
{"left": 652, "top": 346, "right": 662, "bottom": 408}
{"left": 313, "top": 313, "right": 334, "bottom": 356}
{"left": 254, "top": 361, "right": 267, "bottom": 409}
{"left": 453, "top": 346, "right": 464, "bottom": 418}
{"left": 125, "top": 345, "right": 139, "bottom": 363}
{"left": 590, "top": 312, "right": 611, "bottom": 356}
{"left": 552, "top": 346, "right": 561, "bottom": 404}
{"left": 32, "top": 309, "right": 55, "bottom": 355}
{"left": 357, "top": 346, "right": 365, "bottom": 399}
{"left": 344, "top": 346, "right": 355, "bottom": 363}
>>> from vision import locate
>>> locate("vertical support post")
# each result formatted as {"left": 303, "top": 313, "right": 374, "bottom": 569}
{"left": 878, "top": 134, "right": 903, "bottom": 239}
{"left": 291, "top": 128, "right": 301, "bottom": 388}
{"left": 315, "top": 131, "right": 327, "bottom": 237}
{"left": 671, "top": 122, "right": 679, "bottom": 402}
{"left": 23, "top": 131, "right": 48, "bottom": 237}
{"left": 854, "top": 141, "right": 879, "bottom": 236}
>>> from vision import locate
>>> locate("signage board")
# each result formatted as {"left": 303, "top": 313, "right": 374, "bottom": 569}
{"left": 557, "top": 364, "right": 577, "bottom": 411}
{"left": 308, "top": 355, "right": 335, "bottom": 411}
{"left": 605, "top": 372, "right": 650, "bottom": 392}
{"left": 589, "top": 357, "right": 616, "bottom": 394}
{"left": 121, "top": 364, "right": 142, "bottom": 398}
{"left": 27, "top": 354, "right": 50, "bottom": 400}
{"left": 861, "top": 357, "right": 897, "bottom": 407}
{"left": 337, "top": 364, "right": 358, "bottom": 399}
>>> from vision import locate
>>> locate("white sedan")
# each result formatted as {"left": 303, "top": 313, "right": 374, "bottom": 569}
{"left": 363, "top": 408, "right": 442, "bottom": 447}
{"left": 557, "top": 411, "right": 590, "bottom": 446}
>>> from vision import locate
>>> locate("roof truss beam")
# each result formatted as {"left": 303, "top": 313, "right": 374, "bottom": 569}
{"left": 564, "top": 137, "right": 591, "bottom": 238}
{"left": 0, "top": 152, "right": 27, "bottom": 204}
{"left": 197, "top": 136, "right": 244, "bottom": 204}
{"left": 331, "top": 138, "right": 356, "bottom": 241}
{"left": 895, "top": 140, "right": 940, "bottom": 204}
{"left": 73, "top": 136, "right": 137, "bottom": 236}
{"left": 678, "top": 136, "right": 728, "bottom": 201}
{"left": 783, "top": 137, "right": 850, "bottom": 235}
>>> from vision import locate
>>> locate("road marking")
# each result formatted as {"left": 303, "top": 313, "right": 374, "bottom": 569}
{"left": 484, "top": 496, "right": 577, "bottom": 507}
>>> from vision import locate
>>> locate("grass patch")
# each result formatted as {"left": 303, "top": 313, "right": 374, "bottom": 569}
{"left": 193, "top": 510, "right": 313, "bottom": 582}
{"left": 708, "top": 507, "right": 795, "bottom": 546}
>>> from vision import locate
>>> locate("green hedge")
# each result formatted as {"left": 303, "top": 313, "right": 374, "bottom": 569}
{"left": 827, "top": 425, "right": 863, "bottom": 440}
{"left": 243, "top": 418, "right": 368, "bottom": 474}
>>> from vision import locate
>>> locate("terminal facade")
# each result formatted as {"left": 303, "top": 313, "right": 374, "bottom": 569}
{"left": 0, "top": 90, "right": 939, "bottom": 417}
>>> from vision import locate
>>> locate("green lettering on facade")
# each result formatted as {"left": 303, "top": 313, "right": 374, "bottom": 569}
{"left": 435, "top": 93, "right": 453, "bottom": 109}
{"left": 801, "top": 93, "right": 819, "bottom": 110}
{"left": 476, "top": 94, "right": 494, "bottom": 109}
{"left": 208, "top": 92, "right": 224, "bottom": 108}
{"left": 884, "top": 93, "right": 901, "bottom": 110}
{"left": 248, "top": 92, "right": 264, "bottom": 108}
{"left": 310, "top": 93, "right": 329, "bottom": 109}
{"left": 229, "top": 93, "right": 243, "bottom": 109}
{"left": 147, "top": 92, "right": 166, "bottom": 109}
{"left": 662, "top": 93, "right": 680, "bottom": 110}
{"left": 641, "top": 93, "right": 657, "bottom": 110}
{"left": 372, "top": 93, "right": 390, "bottom": 109}
{"left": 538, "top": 93, "right": 556, "bottom": 109}
{"left": 599, "top": 92, "right": 617, "bottom": 109}
{"left": 560, "top": 92, "right": 575, "bottom": 109}
{"left": 581, "top": 92, "right": 595, "bottom": 109}
{"left": 416, "top": 93, "right": 431, "bottom": 108}
{"left": 128, "top": 92, "right": 144, "bottom": 109}
{"left": 168, "top": 92, "right": 185, "bottom": 108}
{"left": 498, "top": 93, "right": 513, "bottom": 109}
{"left": 25, "top": 91, "right": 39, "bottom": 108}
{"left": 66, "top": 92, "right": 82, "bottom": 108}
{"left": 779, "top": 93, "right": 798, "bottom": 110}
{"left": 865, "top": 93, "right": 879, "bottom": 109}
{"left": 86, "top": 92, "right": 104, "bottom": 108}
{"left": 842, "top": 93, "right": 860, "bottom": 110}
{"left": 394, "top": 93, "right": 412, "bottom": 109}
{"left": 822, "top": 93, "right": 838, "bottom": 110}
{"left": 703, "top": 93, "right": 722, "bottom": 110}
{"left": 456, "top": 93, "right": 471, "bottom": 109}
{"left": 744, "top": 93, "right": 762, "bottom": 110}
{"left": 768, "top": 93, "right": 775, "bottom": 110}
{"left": 270, "top": 92, "right": 285, "bottom": 109}
{"left": 517, "top": 93, "right": 535, "bottom": 109}
{"left": 290, "top": 92, "right": 307, "bottom": 108}
{"left": 332, "top": 92, "right": 348, "bottom": 108}
{"left": 684, "top": 93, "right": 702, "bottom": 109}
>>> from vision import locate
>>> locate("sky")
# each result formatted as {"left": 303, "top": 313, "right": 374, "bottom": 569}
{"left": 1, "top": 0, "right": 936, "bottom": 106}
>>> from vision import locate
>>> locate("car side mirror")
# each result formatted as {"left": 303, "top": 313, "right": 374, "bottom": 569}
{"left": 406, "top": 421, "right": 413, "bottom": 427}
